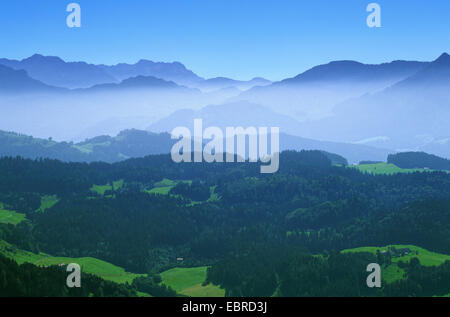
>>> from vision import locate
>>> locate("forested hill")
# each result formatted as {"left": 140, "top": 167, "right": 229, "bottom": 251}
{"left": 388, "top": 152, "right": 450, "bottom": 171}
{"left": 0, "top": 130, "right": 175, "bottom": 163}
{"left": 0, "top": 129, "right": 371, "bottom": 165}
{"left": 0, "top": 255, "right": 137, "bottom": 297}
{"left": 0, "top": 150, "right": 449, "bottom": 283}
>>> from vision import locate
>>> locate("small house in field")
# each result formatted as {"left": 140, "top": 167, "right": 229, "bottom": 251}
{"left": 177, "top": 258, "right": 184, "bottom": 262}
{"left": 388, "top": 247, "right": 411, "bottom": 257}
{"left": 397, "top": 248, "right": 411, "bottom": 255}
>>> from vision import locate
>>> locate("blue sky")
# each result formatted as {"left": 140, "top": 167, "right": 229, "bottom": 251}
{"left": 0, "top": 0, "right": 449, "bottom": 80}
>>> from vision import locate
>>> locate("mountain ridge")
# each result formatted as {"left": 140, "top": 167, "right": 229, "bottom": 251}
{"left": 0, "top": 128, "right": 393, "bottom": 164}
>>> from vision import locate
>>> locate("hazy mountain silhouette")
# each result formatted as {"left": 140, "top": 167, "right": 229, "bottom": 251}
{"left": 100, "top": 60, "right": 204, "bottom": 86}
{"left": 393, "top": 53, "right": 450, "bottom": 89}
{"left": 296, "top": 53, "right": 450, "bottom": 158}
{"left": 148, "top": 101, "right": 302, "bottom": 135}
{"left": 0, "top": 54, "right": 117, "bottom": 89}
{"left": 279, "top": 133, "right": 392, "bottom": 164}
{"left": 1, "top": 53, "right": 449, "bottom": 159}
{"left": 148, "top": 101, "right": 393, "bottom": 163}
{"left": 81, "top": 75, "right": 198, "bottom": 93}
{"left": 0, "top": 54, "right": 273, "bottom": 92}
{"left": 236, "top": 59, "right": 428, "bottom": 121}
{"left": 280, "top": 60, "right": 428, "bottom": 84}
{"left": 0, "top": 64, "right": 62, "bottom": 93}
{"left": 195, "top": 77, "right": 272, "bottom": 92}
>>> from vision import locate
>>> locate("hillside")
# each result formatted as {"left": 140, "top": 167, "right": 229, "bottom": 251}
{"left": 388, "top": 152, "right": 450, "bottom": 171}
{"left": 0, "top": 151, "right": 449, "bottom": 296}
{"left": 343, "top": 245, "right": 450, "bottom": 288}
{"left": 0, "top": 240, "right": 143, "bottom": 284}
{"left": 352, "top": 162, "right": 430, "bottom": 175}
{"left": 0, "top": 130, "right": 175, "bottom": 163}
{"left": 0, "top": 128, "right": 391, "bottom": 164}
{"left": 160, "top": 267, "right": 224, "bottom": 297}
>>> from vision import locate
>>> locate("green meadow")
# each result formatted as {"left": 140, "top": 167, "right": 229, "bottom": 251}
{"left": 343, "top": 245, "right": 450, "bottom": 284}
{"left": 145, "top": 179, "right": 220, "bottom": 204}
{"left": 353, "top": 163, "right": 426, "bottom": 175}
{"left": 91, "top": 180, "right": 124, "bottom": 195}
{"left": 0, "top": 240, "right": 143, "bottom": 284}
{"left": 343, "top": 245, "right": 450, "bottom": 266}
{"left": 144, "top": 178, "right": 176, "bottom": 195}
{"left": 1, "top": 238, "right": 224, "bottom": 297}
{"left": 154, "top": 178, "right": 179, "bottom": 187}
{"left": 207, "top": 186, "right": 220, "bottom": 202}
{"left": 146, "top": 186, "right": 173, "bottom": 195}
{"left": 160, "top": 266, "right": 225, "bottom": 297}
{"left": 0, "top": 203, "right": 26, "bottom": 225}
{"left": 38, "top": 195, "right": 59, "bottom": 212}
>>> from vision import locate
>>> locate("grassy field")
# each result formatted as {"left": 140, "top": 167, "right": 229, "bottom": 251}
{"left": 352, "top": 163, "right": 426, "bottom": 175}
{"left": 73, "top": 141, "right": 111, "bottom": 154}
{"left": 146, "top": 186, "right": 174, "bottom": 195}
{"left": 1, "top": 239, "right": 223, "bottom": 297}
{"left": 207, "top": 186, "right": 220, "bottom": 202}
{"left": 154, "top": 178, "right": 179, "bottom": 187}
{"left": 38, "top": 195, "right": 59, "bottom": 212}
{"left": 160, "top": 266, "right": 225, "bottom": 297}
{"left": 343, "top": 245, "right": 450, "bottom": 266}
{"left": 343, "top": 245, "right": 450, "bottom": 284}
{"left": 0, "top": 240, "right": 143, "bottom": 284}
{"left": 0, "top": 203, "right": 26, "bottom": 225}
{"left": 91, "top": 180, "right": 124, "bottom": 195}
{"left": 145, "top": 178, "right": 178, "bottom": 195}
{"left": 381, "top": 263, "right": 406, "bottom": 284}
{"left": 146, "top": 179, "right": 221, "bottom": 206}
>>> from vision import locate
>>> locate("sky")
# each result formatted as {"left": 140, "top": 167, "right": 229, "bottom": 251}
{"left": 0, "top": 0, "right": 450, "bottom": 80}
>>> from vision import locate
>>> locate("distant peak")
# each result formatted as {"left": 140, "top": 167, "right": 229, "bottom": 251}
{"left": 250, "top": 77, "right": 270, "bottom": 82}
{"left": 29, "top": 53, "right": 47, "bottom": 59}
{"left": 25, "top": 54, "right": 64, "bottom": 63}
{"left": 137, "top": 59, "right": 155, "bottom": 64}
{"left": 434, "top": 52, "right": 450, "bottom": 64}
{"left": 137, "top": 59, "right": 185, "bottom": 67}
{"left": 327, "top": 60, "right": 364, "bottom": 66}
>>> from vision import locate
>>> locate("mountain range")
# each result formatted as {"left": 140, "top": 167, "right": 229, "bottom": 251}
{"left": 0, "top": 64, "right": 61, "bottom": 93}
{"left": 296, "top": 53, "right": 450, "bottom": 152}
{"left": 0, "top": 54, "right": 116, "bottom": 89}
{"left": 235, "top": 59, "right": 429, "bottom": 121}
{"left": 1, "top": 53, "right": 450, "bottom": 159}
{"left": 0, "top": 54, "right": 270, "bottom": 92}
